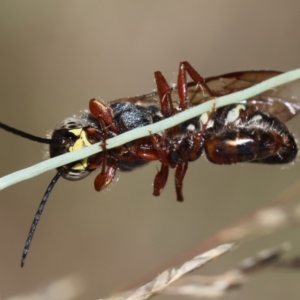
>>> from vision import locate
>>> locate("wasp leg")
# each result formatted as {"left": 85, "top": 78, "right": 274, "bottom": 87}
{"left": 94, "top": 162, "right": 117, "bottom": 191}
{"left": 149, "top": 134, "right": 175, "bottom": 197}
{"left": 86, "top": 117, "right": 118, "bottom": 191}
{"left": 89, "top": 98, "right": 119, "bottom": 134}
{"left": 153, "top": 163, "right": 169, "bottom": 197}
{"left": 154, "top": 71, "right": 174, "bottom": 117}
{"left": 177, "top": 61, "right": 217, "bottom": 111}
{"left": 134, "top": 147, "right": 160, "bottom": 161}
{"left": 174, "top": 161, "right": 188, "bottom": 202}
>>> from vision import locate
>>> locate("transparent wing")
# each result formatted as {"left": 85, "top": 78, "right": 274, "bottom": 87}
{"left": 205, "top": 71, "right": 300, "bottom": 123}
{"left": 111, "top": 71, "right": 300, "bottom": 123}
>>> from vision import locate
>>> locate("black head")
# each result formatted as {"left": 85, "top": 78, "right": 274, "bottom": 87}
{"left": 49, "top": 116, "right": 101, "bottom": 180}
{"left": 0, "top": 113, "right": 102, "bottom": 267}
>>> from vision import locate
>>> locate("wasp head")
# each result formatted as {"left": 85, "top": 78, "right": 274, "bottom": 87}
{"left": 50, "top": 114, "right": 103, "bottom": 180}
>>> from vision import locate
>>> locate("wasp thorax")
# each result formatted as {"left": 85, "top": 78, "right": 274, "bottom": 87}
{"left": 50, "top": 116, "right": 102, "bottom": 181}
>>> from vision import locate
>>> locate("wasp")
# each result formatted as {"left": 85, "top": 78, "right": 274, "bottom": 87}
{"left": 0, "top": 62, "right": 300, "bottom": 266}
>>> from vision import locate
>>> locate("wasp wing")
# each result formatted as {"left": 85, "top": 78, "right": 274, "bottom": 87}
{"left": 111, "top": 71, "right": 300, "bottom": 123}
{"left": 205, "top": 71, "right": 300, "bottom": 123}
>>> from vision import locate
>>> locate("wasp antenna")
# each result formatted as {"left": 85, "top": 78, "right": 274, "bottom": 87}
{"left": 21, "top": 168, "right": 63, "bottom": 267}
{"left": 0, "top": 121, "right": 55, "bottom": 144}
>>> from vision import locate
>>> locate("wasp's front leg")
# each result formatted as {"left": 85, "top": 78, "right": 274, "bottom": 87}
{"left": 89, "top": 98, "right": 119, "bottom": 134}
{"left": 94, "top": 162, "right": 117, "bottom": 191}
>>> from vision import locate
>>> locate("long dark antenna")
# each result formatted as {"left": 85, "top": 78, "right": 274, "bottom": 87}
{"left": 0, "top": 121, "right": 55, "bottom": 144}
{"left": 21, "top": 168, "right": 63, "bottom": 267}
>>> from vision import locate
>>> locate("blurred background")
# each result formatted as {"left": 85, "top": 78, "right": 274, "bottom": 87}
{"left": 1, "top": 1, "right": 300, "bottom": 299}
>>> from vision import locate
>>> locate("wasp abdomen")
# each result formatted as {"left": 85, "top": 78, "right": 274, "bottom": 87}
{"left": 203, "top": 105, "right": 298, "bottom": 165}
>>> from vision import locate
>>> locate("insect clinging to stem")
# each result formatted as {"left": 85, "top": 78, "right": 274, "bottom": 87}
{"left": 1, "top": 62, "right": 300, "bottom": 267}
